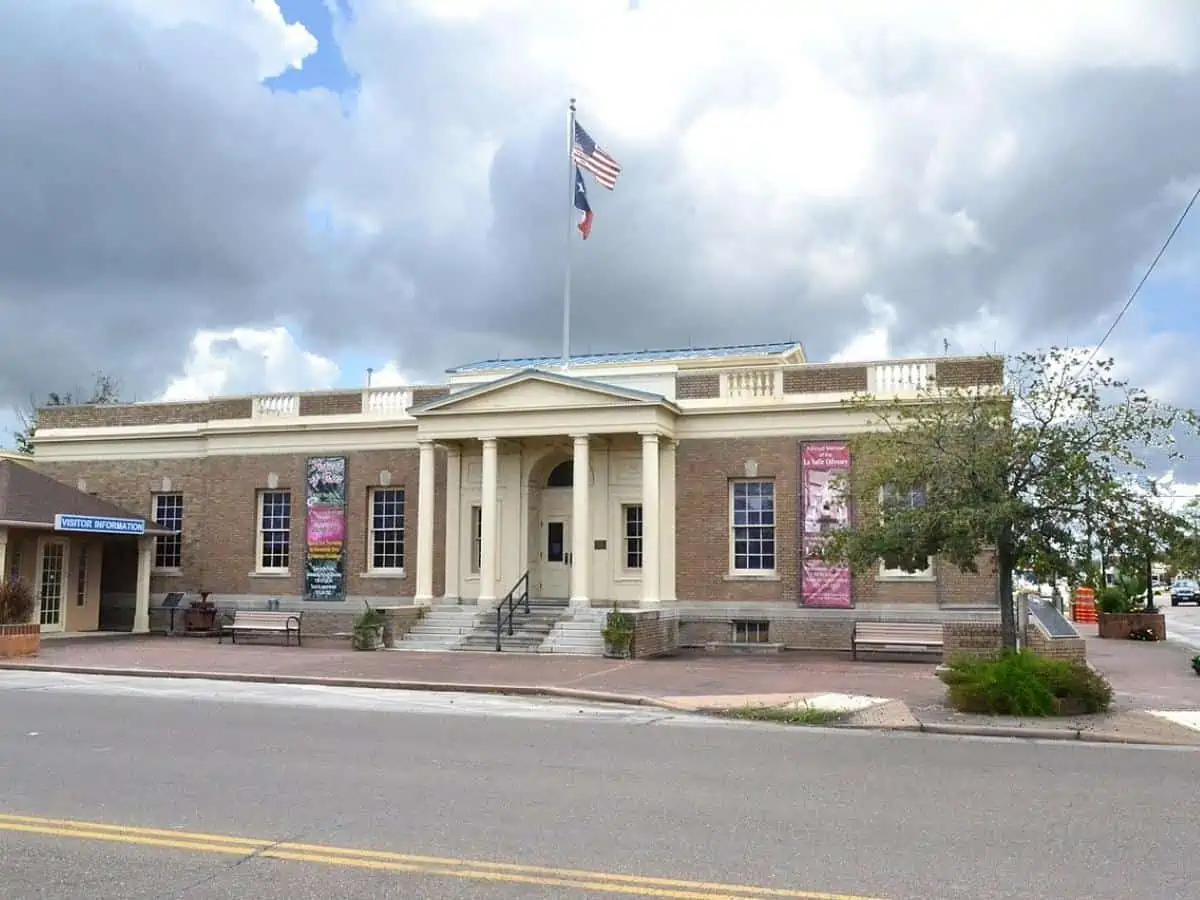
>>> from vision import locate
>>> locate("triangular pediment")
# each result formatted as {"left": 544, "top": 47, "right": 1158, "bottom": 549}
{"left": 414, "top": 370, "right": 668, "bottom": 416}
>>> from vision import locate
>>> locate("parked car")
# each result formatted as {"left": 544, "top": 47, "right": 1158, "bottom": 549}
{"left": 1170, "top": 579, "right": 1199, "bottom": 606}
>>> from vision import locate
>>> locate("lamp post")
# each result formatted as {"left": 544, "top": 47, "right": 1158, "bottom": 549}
{"left": 1144, "top": 478, "right": 1158, "bottom": 612}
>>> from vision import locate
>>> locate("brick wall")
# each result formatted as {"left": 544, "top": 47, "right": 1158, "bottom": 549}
{"left": 299, "top": 392, "right": 362, "bottom": 416}
{"left": 943, "top": 621, "right": 1086, "bottom": 663}
{"left": 936, "top": 357, "right": 1004, "bottom": 387}
{"left": 674, "top": 437, "right": 997, "bottom": 607}
{"left": 677, "top": 374, "right": 720, "bottom": 399}
{"left": 783, "top": 365, "right": 868, "bottom": 394}
{"left": 39, "top": 449, "right": 445, "bottom": 603}
{"left": 624, "top": 608, "right": 678, "bottom": 658}
{"left": 676, "top": 437, "right": 801, "bottom": 604}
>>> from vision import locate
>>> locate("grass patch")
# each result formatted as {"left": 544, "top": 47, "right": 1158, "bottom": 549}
{"left": 713, "top": 702, "right": 847, "bottom": 726}
{"left": 943, "top": 650, "right": 1113, "bottom": 717}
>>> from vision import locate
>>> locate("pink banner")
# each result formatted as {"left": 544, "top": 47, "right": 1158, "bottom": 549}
{"left": 800, "top": 442, "right": 852, "bottom": 608}
{"left": 306, "top": 506, "right": 345, "bottom": 559}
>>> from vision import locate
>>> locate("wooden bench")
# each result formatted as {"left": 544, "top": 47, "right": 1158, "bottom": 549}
{"left": 219, "top": 610, "right": 303, "bottom": 647}
{"left": 852, "top": 622, "right": 943, "bottom": 660}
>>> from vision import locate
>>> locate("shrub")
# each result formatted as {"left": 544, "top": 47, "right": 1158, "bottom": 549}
{"left": 1192, "top": 655, "right": 1200, "bottom": 676}
{"left": 944, "top": 651, "right": 1113, "bottom": 717}
{"left": 0, "top": 579, "right": 35, "bottom": 626}
{"left": 1096, "top": 587, "right": 1131, "bottom": 614}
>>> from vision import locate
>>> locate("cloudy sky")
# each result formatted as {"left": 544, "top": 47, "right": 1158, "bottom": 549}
{"left": 2, "top": 0, "right": 1198, "bottom": 490}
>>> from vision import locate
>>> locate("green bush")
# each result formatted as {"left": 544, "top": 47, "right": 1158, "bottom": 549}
{"left": 1096, "top": 587, "right": 1131, "bottom": 614}
{"left": 0, "top": 579, "right": 34, "bottom": 626}
{"left": 944, "top": 651, "right": 1113, "bottom": 717}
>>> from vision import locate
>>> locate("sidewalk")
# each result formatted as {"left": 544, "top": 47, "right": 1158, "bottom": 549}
{"left": 3, "top": 636, "right": 1199, "bottom": 746}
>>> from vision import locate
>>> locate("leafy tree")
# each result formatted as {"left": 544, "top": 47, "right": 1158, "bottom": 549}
{"left": 14, "top": 371, "right": 122, "bottom": 454}
{"left": 819, "top": 349, "right": 1196, "bottom": 649}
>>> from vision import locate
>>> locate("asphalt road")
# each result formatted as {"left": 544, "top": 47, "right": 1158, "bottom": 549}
{"left": 1, "top": 672, "right": 1197, "bottom": 900}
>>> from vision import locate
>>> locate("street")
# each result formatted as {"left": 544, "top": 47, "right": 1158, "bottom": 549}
{"left": 1165, "top": 601, "right": 1200, "bottom": 652}
{"left": 1, "top": 672, "right": 1197, "bottom": 900}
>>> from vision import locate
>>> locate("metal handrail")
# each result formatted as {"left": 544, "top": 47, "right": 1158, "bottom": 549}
{"left": 495, "top": 570, "right": 531, "bottom": 651}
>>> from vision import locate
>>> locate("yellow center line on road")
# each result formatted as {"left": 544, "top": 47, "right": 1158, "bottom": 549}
{"left": 0, "top": 813, "right": 885, "bottom": 900}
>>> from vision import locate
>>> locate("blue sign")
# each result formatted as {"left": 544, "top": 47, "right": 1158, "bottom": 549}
{"left": 54, "top": 514, "right": 146, "bottom": 536}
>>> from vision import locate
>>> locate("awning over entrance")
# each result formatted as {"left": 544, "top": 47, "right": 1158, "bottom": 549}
{"left": 0, "top": 460, "right": 171, "bottom": 536}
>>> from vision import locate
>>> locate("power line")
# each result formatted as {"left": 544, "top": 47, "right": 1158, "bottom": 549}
{"left": 1075, "top": 182, "right": 1200, "bottom": 376}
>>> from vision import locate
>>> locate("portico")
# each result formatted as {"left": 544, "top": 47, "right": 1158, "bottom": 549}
{"left": 408, "top": 370, "right": 680, "bottom": 609}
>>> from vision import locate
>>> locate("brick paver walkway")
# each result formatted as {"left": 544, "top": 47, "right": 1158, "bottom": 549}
{"left": 5, "top": 636, "right": 948, "bottom": 706}
{"left": 1081, "top": 629, "right": 1200, "bottom": 710}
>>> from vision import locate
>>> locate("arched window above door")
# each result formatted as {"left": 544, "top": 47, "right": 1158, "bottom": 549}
{"left": 546, "top": 460, "right": 574, "bottom": 488}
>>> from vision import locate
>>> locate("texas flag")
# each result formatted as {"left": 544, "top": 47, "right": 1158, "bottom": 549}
{"left": 574, "top": 167, "right": 593, "bottom": 239}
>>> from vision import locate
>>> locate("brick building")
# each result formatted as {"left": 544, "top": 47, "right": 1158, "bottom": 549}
{"left": 28, "top": 342, "right": 1006, "bottom": 652}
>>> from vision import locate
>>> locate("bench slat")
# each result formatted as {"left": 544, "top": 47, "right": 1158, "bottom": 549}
{"left": 221, "top": 610, "right": 302, "bottom": 647}
{"left": 852, "top": 621, "right": 943, "bottom": 659}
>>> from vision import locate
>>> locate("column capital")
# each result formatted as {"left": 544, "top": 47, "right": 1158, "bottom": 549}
{"left": 570, "top": 433, "right": 590, "bottom": 444}
{"left": 418, "top": 438, "right": 436, "bottom": 449}
{"left": 480, "top": 436, "right": 498, "bottom": 447}
{"left": 640, "top": 431, "right": 660, "bottom": 444}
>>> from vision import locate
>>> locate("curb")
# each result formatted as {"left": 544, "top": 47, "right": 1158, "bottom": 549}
{"left": 5, "top": 662, "right": 1197, "bottom": 748}
{"left": 0, "top": 662, "right": 683, "bottom": 711}
{"left": 915, "top": 720, "right": 1199, "bottom": 746}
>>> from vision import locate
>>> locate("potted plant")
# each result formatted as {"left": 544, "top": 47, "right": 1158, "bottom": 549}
{"left": 352, "top": 605, "right": 386, "bottom": 651}
{"left": 1192, "top": 655, "right": 1200, "bottom": 677}
{"left": 184, "top": 593, "right": 218, "bottom": 632}
{"left": 0, "top": 579, "right": 39, "bottom": 658}
{"left": 602, "top": 605, "right": 634, "bottom": 659}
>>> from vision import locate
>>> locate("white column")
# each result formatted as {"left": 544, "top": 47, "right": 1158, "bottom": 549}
{"left": 570, "top": 434, "right": 591, "bottom": 609}
{"left": 479, "top": 437, "right": 499, "bottom": 604}
{"left": 414, "top": 439, "right": 436, "bottom": 604}
{"left": 133, "top": 536, "right": 153, "bottom": 634}
{"left": 0, "top": 527, "right": 8, "bottom": 587}
{"left": 640, "top": 433, "right": 660, "bottom": 606}
{"left": 659, "top": 439, "right": 676, "bottom": 603}
{"left": 442, "top": 445, "right": 461, "bottom": 602}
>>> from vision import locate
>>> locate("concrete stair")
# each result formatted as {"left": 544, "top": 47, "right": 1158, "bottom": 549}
{"left": 391, "top": 604, "right": 482, "bottom": 651}
{"left": 540, "top": 607, "right": 606, "bottom": 656}
{"left": 456, "top": 599, "right": 571, "bottom": 653}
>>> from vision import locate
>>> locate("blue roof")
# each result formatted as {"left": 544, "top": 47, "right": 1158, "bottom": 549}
{"left": 448, "top": 341, "right": 803, "bottom": 374}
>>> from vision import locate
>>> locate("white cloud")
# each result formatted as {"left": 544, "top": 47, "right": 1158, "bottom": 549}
{"left": 110, "top": 0, "right": 317, "bottom": 78}
{"left": 367, "top": 362, "right": 416, "bottom": 388}
{"left": 158, "top": 327, "right": 340, "bottom": 401}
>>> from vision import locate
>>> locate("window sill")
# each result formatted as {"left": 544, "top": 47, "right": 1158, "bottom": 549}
{"left": 724, "top": 573, "right": 780, "bottom": 583}
{"left": 360, "top": 570, "right": 407, "bottom": 579}
{"left": 249, "top": 571, "right": 291, "bottom": 579}
{"left": 152, "top": 568, "right": 183, "bottom": 577}
{"left": 876, "top": 573, "right": 936, "bottom": 583}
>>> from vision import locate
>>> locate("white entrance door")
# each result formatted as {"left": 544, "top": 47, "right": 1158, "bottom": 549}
{"left": 539, "top": 491, "right": 572, "bottom": 599}
{"left": 37, "top": 539, "right": 67, "bottom": 632}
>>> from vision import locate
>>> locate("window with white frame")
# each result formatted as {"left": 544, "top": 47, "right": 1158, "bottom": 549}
{"left": 76, "top": 545, "right": 88, "bottom": 607}
{"left": 256, "top": 490, "right": 291, "bottom": 573}
{"left": 623, "top": 504, "right": 643, "bottom": 570}
{"left": 470, "top": 505, "right": 482, "bottom": 573}
{"left": 152, "top": 492, "right": 184, "bottom": 570}
{"left": 369, "top": 488, "right": 405, "bottom": 572}
{"left": 878, "top": 484, "right": 932, "bottom": 576}
{"left": 730, "top": 480, "right": 776, "bottom": 573}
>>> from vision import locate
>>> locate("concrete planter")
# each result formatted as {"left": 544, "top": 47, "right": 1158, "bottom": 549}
{"left": 351, "top": 624, "right": 384, "bottom": 651}
{"left": 0, "top": 623, "right": 40, "bottom": 658}
{"left": 1097, "top": 611, "right": 1166, "bottom": 641}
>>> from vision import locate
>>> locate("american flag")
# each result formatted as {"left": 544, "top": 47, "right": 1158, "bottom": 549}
{"left": 573, "top": 121, "right": 621, "bottom": 190}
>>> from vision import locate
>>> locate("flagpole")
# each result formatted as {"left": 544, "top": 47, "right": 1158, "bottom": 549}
{"left": 561, "top": 97, "right": 577, "bottom": 372}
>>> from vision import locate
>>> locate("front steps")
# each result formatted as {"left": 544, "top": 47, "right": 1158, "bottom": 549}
{"left": 391, "top": 604, "right": 482, "bottom": 651}
{"left": 541, "top": 606, "right": 607, "bottom": 655}
{"left": 457, "top": 599, "right": 572, "bottom": 653}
